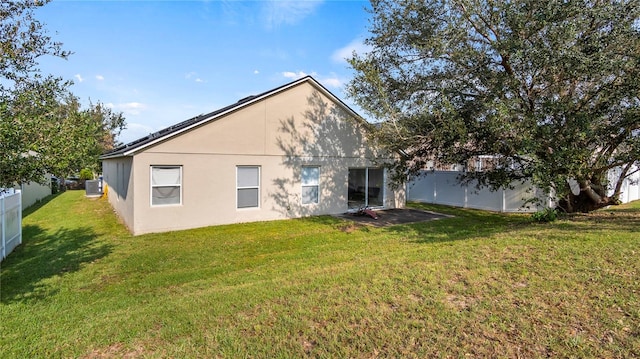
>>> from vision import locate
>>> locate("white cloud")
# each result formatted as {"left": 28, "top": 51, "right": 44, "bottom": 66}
{"left": 320, "top": 76, "right": 342, "bottom": 88}
{"left": 96, "top": 75, "right": 104, "bottom": 81}
{"left": 186, "top": 72, "right": 205, "bottom": 83}
{"left": 331, "top": 38, "right": 372, "bottom": 64}
{"left": 118, "top": 122, "right": 156, "bottom": 144}
{"left": 107, "top": 102, "right": 147, "bottom": 116}
{"left": 74, "top": 74, "right": 84, "bottom": 83}
{"left": 120, "top": 102, "right": 146, "bottom": 114}
{"left": 125, "top": 122, "right": 155, "bottom": 133}
{"left": 263, "top": 0, "right": 323, "bottom": 29}
{"left": 254, "top": 70, "right": 260, "bottom": 75}
{"left": 282, "top": 70, "right": 316, "bottom": 79}
{"left": 281, "top": 71, "right": 343, "bottom": 88}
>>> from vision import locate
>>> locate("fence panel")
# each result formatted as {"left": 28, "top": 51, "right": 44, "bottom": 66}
{"left": 607, "top": 165, "right": 640, "bottom": 203}
{"left": 1, "top": 189, "right": 22, "bottom": 262}
{"left": 466, "top": 185, "right": 503, "bottom": 211}
{"left": 407, "top": 175, "right": 436, "bottom": 203}
{"left": 409, "top": 168, "right": 638, "bottom": 212}
{"left": 408, "top": 171, "right": 545, "bottom": 212}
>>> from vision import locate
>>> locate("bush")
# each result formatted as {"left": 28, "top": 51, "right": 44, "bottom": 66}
{"left": 532, "top": 208, "right": 559, "bottom": 223}
{"left": 79, "top": 168, "right": 93, "bottom": 180}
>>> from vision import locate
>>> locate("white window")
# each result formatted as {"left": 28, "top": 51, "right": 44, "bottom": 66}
{"left": 237, "top": 166, "right": 260, "bottom": 209}
{"left": 301, "top": 166, "right": 319, "bottom": 204}
{"left": 151, "top": 166, "right": 182, "bottom": 206}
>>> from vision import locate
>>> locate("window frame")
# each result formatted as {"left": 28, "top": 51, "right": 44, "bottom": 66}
{"left": 236, "top": 166, "right": 261, "bottom": 209}
{"left": 150, "top": 165, "right": 183, "bottom": 207}
{"left": 301, "top": 166, "right": 320, "bottom": 205}
{"left": 348, "top": 167, "right": 386, "bottom": 209}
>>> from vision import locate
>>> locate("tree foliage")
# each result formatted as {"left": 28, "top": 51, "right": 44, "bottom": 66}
{"left": 1, "top": 0, "right": 125, "bottom": 188}
{"left": 348, "top": 0, "right": 640, "bottom": 212}
{"left": 0, "top": 0, "right": 70, "bottom": 82}
{"left": 42, "top": 95, "right": 125, "bottom": 180}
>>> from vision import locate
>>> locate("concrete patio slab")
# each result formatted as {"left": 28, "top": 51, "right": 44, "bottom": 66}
{"left": 335, "top": 208, "right": 452, "bottom": 227}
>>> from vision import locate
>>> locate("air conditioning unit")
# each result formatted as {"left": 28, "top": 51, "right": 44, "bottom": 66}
{"left": 85, "top": 180, "right": 102, "bottom": 197}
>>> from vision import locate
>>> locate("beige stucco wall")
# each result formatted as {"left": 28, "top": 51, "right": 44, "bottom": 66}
{"left": 105, "top": 81, "right": 405, "bottom": 235}
{"left": 102, "top": 157, "right": 135, "bottom": 232}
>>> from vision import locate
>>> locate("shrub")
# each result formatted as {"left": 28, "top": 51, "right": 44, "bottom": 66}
{"left": 79, "top": 168, "right": 93, "bottom": 180}
{"left": 531, "top": 208, "right": 559, "bottom": 223}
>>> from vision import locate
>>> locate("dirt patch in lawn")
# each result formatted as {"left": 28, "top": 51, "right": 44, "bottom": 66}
{"left": 335, "top": 208, "right": 452, "bottom": 227}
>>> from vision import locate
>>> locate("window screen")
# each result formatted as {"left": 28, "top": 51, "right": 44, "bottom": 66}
{"left": 237, "top": 166, "right": 260, "bottom": 208}
{"left": 151, "top": 166, "right": 182, "bottom": 206}
{"left": 301, "top": 166, "right": 319, "bottom": 204}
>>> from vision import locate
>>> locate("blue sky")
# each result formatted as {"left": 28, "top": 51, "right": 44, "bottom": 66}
{"left": 35, "top": 0, "right": 373, "bottom": 144}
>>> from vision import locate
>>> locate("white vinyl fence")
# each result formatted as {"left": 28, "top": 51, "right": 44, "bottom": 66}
{"left": 1, "top": 189, "right": 22, "bottom": 262}
{"left": 408, "top": 171, "right": 552, "bottom": 212}
{"left": 608, "top": 165, "right": 640, "bottom": 203}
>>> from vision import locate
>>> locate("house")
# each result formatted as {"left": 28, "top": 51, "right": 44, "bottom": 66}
{"left": 100, "top": 76, "right": 405, "bottom": 235}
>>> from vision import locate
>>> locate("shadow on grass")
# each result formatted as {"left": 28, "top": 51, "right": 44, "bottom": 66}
{"left": 293, "top": 204, "right": 530, "bottom": 244}
{"left": 384, "top": 203, "right": 531, "bottom": 244}
{"left": 393, "top": 202, "right": 640, "bottom": 244}
{"left": 21, "top": 193, "right": 61, "bottom": 219}
{"left": 547, "top": 212, "right": 640, "bottom": 236}
{"left": 0, "top": 224, "right": 112, "bottom": 303}
{"left": 297, "top": 215, "right": 346, "bottom": 226}
{"left": 385, "top": 217, "right": 512, "bottom": 244}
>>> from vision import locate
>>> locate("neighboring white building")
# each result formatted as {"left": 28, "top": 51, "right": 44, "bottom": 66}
{"left": 16, "top": 174, "right": 53, "bottom": 209}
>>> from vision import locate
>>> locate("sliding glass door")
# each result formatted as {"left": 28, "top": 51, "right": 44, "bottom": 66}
{"left": 348, "top": 167, "right": 384, "bottom": 209}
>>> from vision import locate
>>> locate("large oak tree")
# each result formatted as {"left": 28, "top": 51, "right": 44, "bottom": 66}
{"left": 348, "top": 0, "right": 640, "bottom": 212}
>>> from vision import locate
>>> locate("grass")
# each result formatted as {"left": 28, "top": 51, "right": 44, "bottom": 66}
{"left": 1, "top": 191, "right": 639, "bottom": 358}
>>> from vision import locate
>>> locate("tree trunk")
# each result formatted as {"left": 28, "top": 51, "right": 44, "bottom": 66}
{"left": 558, "top": 179, "right": 617, "bottom": 213}
{"left": 611, "top": 163, "right": 633, "bottom": 202}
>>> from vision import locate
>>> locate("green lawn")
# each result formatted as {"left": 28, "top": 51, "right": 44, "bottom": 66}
{"left": 1, "top": 191, "right": 639, "bottom": 358}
